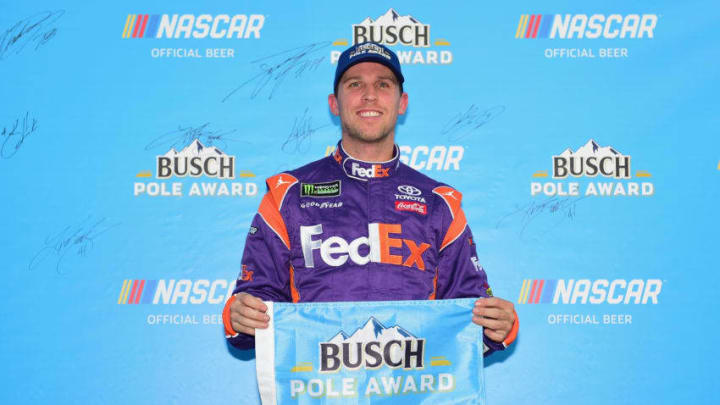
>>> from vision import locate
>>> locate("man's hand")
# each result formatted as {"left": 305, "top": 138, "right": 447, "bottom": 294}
{"left": 472, "top": 297, "right": 516, "bottom": 343}
{"left": 229, "top": 292, "right": 270, "bottom": 336}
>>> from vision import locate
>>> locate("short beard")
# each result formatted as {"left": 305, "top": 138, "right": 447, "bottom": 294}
{"left": 342, "top": 121, "right": 393, "bottom": 145}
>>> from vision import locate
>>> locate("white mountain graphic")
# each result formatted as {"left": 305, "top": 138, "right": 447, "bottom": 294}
{"left": 359, "top": 8, "right": 422, "bottom": 27}
{"left": 328, "top": 317, "right": 415, "bottom": 344}
{"left": 163, "top": 139, "right": 226, "bottom": 158}
{"left": 326, "top": 318, "right": 420, "bottom": 368}
{"left": 558, "top": 139, "right": 622, "bottom": 158}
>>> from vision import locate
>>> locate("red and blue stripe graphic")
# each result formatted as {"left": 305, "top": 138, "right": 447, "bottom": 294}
{"left": 118, "top": 279, "right": 159, "bottom": 304}
{"left": 122, "top": 14, "right": 162, "bottom": 39}
{"left": 515, "top": 14, "right": 554, "bottom": 39}
{"left": 518, "top": 279, "right": 558, "bottom": 304}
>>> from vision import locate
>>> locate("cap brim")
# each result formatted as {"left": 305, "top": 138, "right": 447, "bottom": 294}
{"left": 335, "top": 55, "right": 404, "bottom": 91}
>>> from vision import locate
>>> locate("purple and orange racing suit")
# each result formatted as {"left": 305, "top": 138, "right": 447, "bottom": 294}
{"left": 223, "top": 142, "right": 518, "bottom": 355}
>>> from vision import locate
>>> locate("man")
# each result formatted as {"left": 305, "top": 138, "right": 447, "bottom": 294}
{"left": 223, "top": 42, "right": 518, "bottom": 355}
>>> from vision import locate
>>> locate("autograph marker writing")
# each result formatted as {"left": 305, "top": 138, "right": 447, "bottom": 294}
{"left": 0, "top": 10, "right": 64, "bottom": 60}
{"left": 281, "top": 108, "right": 329, "bottom": 154}
{"left": 1, "top": 112, "right": 38, "bottom": 159}
{"left": 441, "top": 105, "right": 506, "bottom": 141}
{"left": 223, "top": 41, "right": 331, "bottom": 102}
{"left": 496, "top": 196, "right": 586, "bottom": 238}
{"left": 28, "top": 216, "right": 120, "bottom": 274}
{"left": 144, "top": 123, "right": 240, "bottom": 152}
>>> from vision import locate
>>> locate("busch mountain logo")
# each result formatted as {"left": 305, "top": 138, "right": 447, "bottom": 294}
{"left": 157, "top": 139, "right": 234, "bottom": 179}
{"left": 320, "top": 317, "right": 425, "bottom": 372}
{"left": 353, "top": 8, "right": 429, "bottom": 47}
{"left": 133, "top": 138, "right": 257, "bottom": 197}
{"left": 531, "top": 139, "right": 654, "bottom": 197}
{"left": 332, "top": 8, "right": 453, "bottom": 65}
{"left": 552, "top": 139, "right": 629, "bottom": 179}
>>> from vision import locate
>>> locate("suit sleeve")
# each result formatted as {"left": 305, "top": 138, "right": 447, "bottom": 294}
{"left": 433, "top": 186, "right": 518, "bottom": 357}
{"left": 223, "top": 174, "right": 299, "bottom": 350}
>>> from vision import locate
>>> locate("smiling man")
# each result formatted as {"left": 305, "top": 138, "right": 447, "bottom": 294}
{"left": 223, "top": 42, "right": 518, "bottom": 356}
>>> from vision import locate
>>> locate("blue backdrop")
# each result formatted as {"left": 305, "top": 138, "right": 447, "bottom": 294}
{"left": 1, "top": 1, "right": 718, "bottom": 404}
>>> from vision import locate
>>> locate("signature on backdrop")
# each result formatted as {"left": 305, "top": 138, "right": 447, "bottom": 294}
{"left": 441, "top": 105, "right": 506, "bottom": 141}
{"left": 1, "top": 112, "right": 38, "bottom": 159}
{"left": 0, "top": 10, "right": 64, "bottom": 60}
{"left": 144, "top": 123, "right": 243, "bottom": 152}
{"left": 28, "top": 216, "right": 120, "bottom": 274}
{"left": 496, "top": 196, "right": 587, "bottom": 239}
{"left": 222, "top": 41, "right": 331, "bottom": 102}
{"left": 281, "top": 107, "right": 330, "bottom": 154}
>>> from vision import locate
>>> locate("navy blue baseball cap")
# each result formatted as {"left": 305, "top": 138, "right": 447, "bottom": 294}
{"left": 333, "top": 42, "right": 404, "bottom": 93}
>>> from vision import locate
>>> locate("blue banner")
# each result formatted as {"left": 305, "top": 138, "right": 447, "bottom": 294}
{"left": 256, "top": 299, "right": 484, "bottom": 404}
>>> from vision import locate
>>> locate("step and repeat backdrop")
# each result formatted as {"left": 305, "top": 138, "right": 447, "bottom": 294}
{"left": 2, "top": 0, "right": 718, "bottom": 404}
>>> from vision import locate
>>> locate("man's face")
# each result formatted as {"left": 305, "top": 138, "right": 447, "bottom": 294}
{"left": 328, "top": 62, "right": 408, "bottom": 145}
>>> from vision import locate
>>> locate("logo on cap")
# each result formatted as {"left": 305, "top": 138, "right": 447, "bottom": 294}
{"left": 349, "top": 43, "right": 392, "bottom": 60}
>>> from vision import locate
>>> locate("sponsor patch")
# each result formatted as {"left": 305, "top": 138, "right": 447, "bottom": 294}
{"left": 300, "top": 181, "right": 341, "bottom": 197}
{"left": 249, "top": 226, "right": 258, "bottom": 235}
{"left": 350, "top": 162, "right": 389, "bottom": 179}
{"left": 240, "top": 265, "right": 254, "bottom": 282}
{"left": 300, "top": 201, "right": 343, "bottom": 209}
{"left": 398, "top": 185, "right": 422, "bottom": 196}
{"left": 395, "top": 201, "right": 427, "bottom": 215}
{"left": 470, "top": 257, "right": 484, "bottom": 272}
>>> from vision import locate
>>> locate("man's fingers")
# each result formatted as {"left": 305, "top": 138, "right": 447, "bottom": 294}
{"left": 226, "top": 293, "right": 271, "bottom": 335}
{"left": 472, "top": 297, "right": 516, "bottom": 343}
{"left": 475, "top": 297, "right": 514, "bottom": 311}
{"left": 240, "top": 317, "right": 269, "bottom": 330}
{"left": 239, "top": 304, "right": 270, "bottom": 322}
{"left": 472, "top": 316, "right": 506, "bottom": 331}
{"left": 231, "top": 311, "right": 269, "bottom": 330}
{"left": 475, "top": 297, "right": 505, "bottom": 307}
{"left": 231, "top": 309, "right": 269, "bottom": 328}
{"left": 239, "top": 293, "right": 268, "bottom": 312}
{"left": 472, "top": 306, "right": 505, "bottom": 320}
{"left": 232, "top": 321, "right": 256, "bottom": 336}
{"left": 483, "top": 328, "right": 506, "bottom": 342}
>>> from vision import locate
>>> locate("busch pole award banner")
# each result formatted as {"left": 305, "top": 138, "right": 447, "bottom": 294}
{"left": 255, "top": 299, "right": 484, "bottom": 404}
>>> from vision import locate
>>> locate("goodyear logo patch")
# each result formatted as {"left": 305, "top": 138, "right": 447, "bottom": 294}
{"left": 301, "top": 181, "right": 341, "bottom": 197}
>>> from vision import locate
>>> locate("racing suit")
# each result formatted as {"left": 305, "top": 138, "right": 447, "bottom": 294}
{"left": 223, "top": 142, "right": 518, "bottom": 355}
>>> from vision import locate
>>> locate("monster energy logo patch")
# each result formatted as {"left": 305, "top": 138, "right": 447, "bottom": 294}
{"left": 301, "top": 181, "right": 341, "bottom": 197}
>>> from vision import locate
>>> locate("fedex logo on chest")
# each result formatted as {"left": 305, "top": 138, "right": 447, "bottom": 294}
{"left": 300, "top": 223, "right": 430, "bottom": 270}
{"left": 351, "top": 162, "right": 389, "bottom": 178}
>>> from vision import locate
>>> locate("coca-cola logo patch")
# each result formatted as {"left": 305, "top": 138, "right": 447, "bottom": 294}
{"left": 395, "top": 201, "right": 427, "bottom": 215}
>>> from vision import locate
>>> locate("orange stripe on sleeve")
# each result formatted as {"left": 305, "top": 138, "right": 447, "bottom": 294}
{"left": 222, "top": 294, "right": 238, "bottom": 338}
{"left": 258, "top": 193, "right": 291, "bottom": 249}
{"left": 257, "top": 173, "right": 298, "bottom": 250}
{"left": 503, "top": 310, "right": 519, "bottom": 347}
{"left": 433, "top": 186, "right": 468, "bottom": 251}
